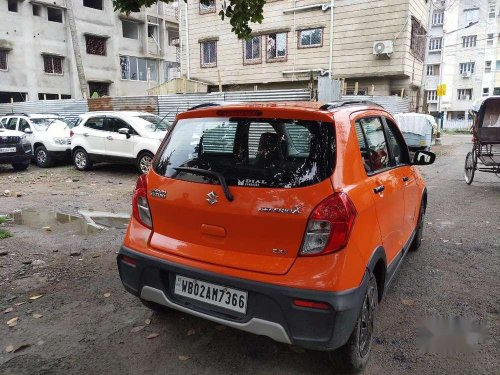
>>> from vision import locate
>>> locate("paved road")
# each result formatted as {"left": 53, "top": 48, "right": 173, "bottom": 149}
{"left": 0, "top": 134, "right": 498, "bottom": 374}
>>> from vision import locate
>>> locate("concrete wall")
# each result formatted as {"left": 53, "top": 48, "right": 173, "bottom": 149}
{"left": 181, "top": 0, "right": 428, "bottom": 100}
{"left": 0, "top": 0, "right": 179, "bottom": 101}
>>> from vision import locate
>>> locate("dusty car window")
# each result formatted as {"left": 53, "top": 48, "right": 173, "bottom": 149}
{"left": 356, "top": 117, "right": 390, "bottom": 172}
{"left": 155, "top": 117, "right": 335, "bottom": 188}
{"left": 384, "top": 118, "right": 409, "bottom": 166}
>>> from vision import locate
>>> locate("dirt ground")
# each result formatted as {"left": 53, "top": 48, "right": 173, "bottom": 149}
{"left": 0, "top": 134, "right": 498, "bottom": 375}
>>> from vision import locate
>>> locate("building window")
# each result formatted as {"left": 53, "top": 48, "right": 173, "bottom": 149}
{"left": 487, "top": 33, "right": 494, "bottom": 45}
{"left": 122, "top": 20, "right": 139, "bottom": 39}
{"left": 298, "top": 28, "right": 323, "bottom": 48}
{"left": 120, "top": 55, "right": 158, "bottom": 81}
{"left": 0, "top": 50, "right": 8, "bottom": 71}
{"left": 463, "top": 8, "right": 479, "bottom": 24}
{"left": 459, "top": 62, "right": 475, "bottom": 74}
{"left": 38, "top": 93, "right": 60, "bottom": 100}
{"left": 43, "top": 55, "right": 63, "bottom": 75}
{"left": 7, "top": 0, "right": 18, "bottom": 12}
{"left": 88, "top": 82, "right": 109, "bottom": 97}
{"left": 429, "top": 37, "right": 442, "bottom": 51}
{"left": 483, "top": 88, "right": 489, "bottom": 97}
{"left": 243, "top": 36, "right": 261, "bottom": 64}
{"left": 426, "top": 90, "right": 437, "bottom": 102}
{"left": 200, "top": 40, "right": 217, "bottom": 67}
{"left": 168, "top": 30, "right": 180, "bottom": 46}
{"left": 457, "top": 89, "right": 472, "bottom": 100}
{"left": 462, "top": 35, "right": 477, "bottom": 48}
{"left": 199, "top": 0, "right": 215, "bottom": 14}
{"left": 267, "top": 32, "right": 287, "bottom": 61}
{"left": 432, "top": 11, "right": 444, "bottom": 25}
{"left": 485, "top": 61, "right": 492, "bottom": 72}
{"left": 85, "top": 35, "right": 107, "bottom": 56}
{"left": 47, "top": 7, "right": 63, "bottom": 23}
{"left": 426, "top": 64, "right": 440, "bottom": 76}
{"left": 497, "top": 60, "right": 500, "bottom": 70}
{"left": 494, "top": 87, "right": 500, "bottom": 95}
{"left": 32, "top": 4, "right": 42, "bottom": 16}
{"left": 410, "top": 17, "right": 426, "bottom": 61}
{"left": 83, "top": 0, "right": 103, "bottom": 10}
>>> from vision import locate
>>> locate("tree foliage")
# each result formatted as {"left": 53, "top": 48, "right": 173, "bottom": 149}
{"left": 112, "top": 0, "right": 265, "bottom": 39}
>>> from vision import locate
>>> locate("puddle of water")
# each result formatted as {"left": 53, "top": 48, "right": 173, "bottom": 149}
{"left": 6, "top": 209, "right": 130, "bottom": 235}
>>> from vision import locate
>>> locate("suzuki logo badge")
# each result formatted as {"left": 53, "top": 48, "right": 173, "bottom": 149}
{"left": 206, "top": 191, "right": 218, "bottom": 205}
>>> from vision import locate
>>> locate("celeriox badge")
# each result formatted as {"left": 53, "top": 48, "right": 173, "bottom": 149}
{"left": 259, "top": 206, "right": 303, "bottom": 214}
{"left": 150, "top": 189, "right": 167, "bottom": 199}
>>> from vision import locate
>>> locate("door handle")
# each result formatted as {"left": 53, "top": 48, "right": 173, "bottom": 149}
{"left": 83, "top": 133, "right": 89, "bottom": 137}
{"left": 373, "top": 185, "right": 385, "bottom": 194}
{"left": 106, "top": 136, "right": 113, "bottom": 140}
{"left": 403, "top": 176, "right": 409, "bottom": 182}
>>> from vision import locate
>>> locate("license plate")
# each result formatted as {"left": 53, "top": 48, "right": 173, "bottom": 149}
{"left": 174, "top": 275, "right": 248, "bottom": 314}
{"left": 0, "top": 147, "right": 16, "bottom": 153}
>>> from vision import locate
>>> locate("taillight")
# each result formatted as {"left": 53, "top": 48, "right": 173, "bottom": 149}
{"left": 293, "top": 299, "right": 330, "bottom": 310}
{"left": 132, "top": 174, "right": 153, "bottom": 229}
{"left": 300, "top": 192, "right": 356, "bottom": 256}
{"left": 70, "top": 130, "right": 74, "bottom": 137}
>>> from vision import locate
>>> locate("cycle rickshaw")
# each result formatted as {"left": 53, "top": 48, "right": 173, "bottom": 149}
{"left": 464, "top": 96, "right": 500, "bottom": 184}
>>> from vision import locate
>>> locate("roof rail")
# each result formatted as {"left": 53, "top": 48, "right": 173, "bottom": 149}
{"left": 319, "top": 101, "right": 384, "bottom": 111}
{"left": 5, "top": 112, "right": 29, "bottom": 117}
{"left": 187, "top": 103, "right": 222, "bottom": 111}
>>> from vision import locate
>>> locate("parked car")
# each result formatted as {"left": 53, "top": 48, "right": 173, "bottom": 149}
{"left": 0, "top": 119, "right": 32, "bottom": 171}
{"left": 393, "top": 113, "right": 436, "bottom": 152}
{"left": 0, "top": 113, "right": 72, "bottom": 168}
{"left": 117, "top": 101, "right": 435, "bottom": 373}
{"left": 70, "top": 111, "right": 170, "bottom": 174}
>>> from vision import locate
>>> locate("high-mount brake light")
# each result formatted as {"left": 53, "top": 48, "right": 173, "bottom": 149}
{"left": 132, "top": 174, "right": 153, "bottom": 229}
{"left": 215, "top": 110, "right": 263, "bottom": 117}
{"left": 299, "top": 192, "right": 357, "bottom": 256}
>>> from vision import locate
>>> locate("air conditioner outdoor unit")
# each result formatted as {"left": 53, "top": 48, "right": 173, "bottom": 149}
{"left": 462, "top": 71, "right": 472, "bottom": 78}
{"left": 373, "top": 40, "right": 394, "bottom": 56}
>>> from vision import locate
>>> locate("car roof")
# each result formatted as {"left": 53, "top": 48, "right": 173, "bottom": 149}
{"left": 185, "top": 101, "right": 387, "bottom": 114}
{"left": 82, "top": 111, "right": 155, "bottom": 117}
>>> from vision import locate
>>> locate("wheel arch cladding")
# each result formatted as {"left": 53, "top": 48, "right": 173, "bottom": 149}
{"left": 34, "top": 142, "right": 44, "bottom": 151}
{"left": 72, "top": 146, "right": 85, "bottom": 156}
{"left": 422, "top": 187, "right": 428, "bottom": 213}
{"left": 138, "top": 150, "right": 154, "bottom": 159}
{"left": 367, "top": 246, "right": 387, "bottom": 302}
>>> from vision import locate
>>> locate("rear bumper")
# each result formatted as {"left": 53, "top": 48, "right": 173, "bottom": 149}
{"left": 118, "top": 245, "right": 368, "bottom": 351}
{"left": 48, "top": 149, "right": 71, "bottom": 160}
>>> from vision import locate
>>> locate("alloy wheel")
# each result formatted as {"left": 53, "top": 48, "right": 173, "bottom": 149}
{"left": 75, "top": 151, "right": 87, "bottom": 169}
{"left": 37, "top": 149, "right": 47, "bottom": 165}
{"left": 139, "top": 155, "right": 152, "bottom": 174}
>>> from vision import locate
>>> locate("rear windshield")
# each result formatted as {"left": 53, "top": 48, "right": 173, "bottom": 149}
{"left": 154, "top": 117, "right": 335, "bottom": 188}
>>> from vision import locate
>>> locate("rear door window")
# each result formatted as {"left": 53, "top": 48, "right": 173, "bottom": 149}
{"left": 84, "top": 117, "right": 105, "bottom": 131}
{"left": 355, "top": 117, "right": 390, "bottom": 173}
{"left": 154, "top": 117, "right": 335, "bottom": 188}
{"left": 19, "top": 118, "right": 31, "bottom": 132}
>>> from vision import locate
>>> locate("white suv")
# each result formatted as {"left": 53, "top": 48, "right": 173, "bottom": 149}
{"left": 71, "top": 111, "right": 170, "bottom": 174}
{"left": 0, "top": 113, "right": 72, "bottom": 168}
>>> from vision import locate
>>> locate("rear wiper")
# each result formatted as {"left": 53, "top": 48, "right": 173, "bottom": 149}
{"left": 174, "top": 167, "right": 234, "bottom": 202}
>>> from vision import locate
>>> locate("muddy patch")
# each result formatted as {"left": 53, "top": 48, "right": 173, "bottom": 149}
{"left": 4, "top": 209, "right": 130, "bottom": 235}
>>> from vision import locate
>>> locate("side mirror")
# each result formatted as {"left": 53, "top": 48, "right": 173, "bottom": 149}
{"left": 118, "top": 128, "right": 131, "bottom": 138}
{"left": 23, "top": 128, "right": 33, "bottom": 134}
{"left": 412, "top": 150, "right": 435, "bottom": 165}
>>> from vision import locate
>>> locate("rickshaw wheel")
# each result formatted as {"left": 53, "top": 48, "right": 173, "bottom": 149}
{"left": 464, "top": 151, "right": 476, "bottom": 185}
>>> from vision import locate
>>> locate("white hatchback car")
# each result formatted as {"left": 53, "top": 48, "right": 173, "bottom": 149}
{"left": 71, "top": 111, "right": 170, "bottom": 174}
{"left": 0, "top": 113, "right": 72, "bottom": 168}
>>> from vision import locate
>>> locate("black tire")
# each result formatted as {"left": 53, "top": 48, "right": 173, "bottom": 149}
{"left": 140, "top": 299, "right": 171, "bottom": 314}
{"left": 12, "top": 162, "right": 29, "bottom": 171}
{"left": 330, "top": 275, "right": 378, "bottom": 373}
{"left": 35, "top": 145, "right": 54, "bottom": 168}
{"left": 73, "top": 148, "right": 92, "bottom": 171}
{"left": 464, "top": 151, "right": 475, "bottom": 185}
{"left": 137, "top": 151, "right": 154, "bottom": 174}
{"left": 410, "top": 199, "right": 425, "bottom": 251}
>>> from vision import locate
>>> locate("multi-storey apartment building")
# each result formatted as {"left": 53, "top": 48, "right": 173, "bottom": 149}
{"left": 179, "top": 0, "right": 429, "bottom": 109}
{"left": 424, "top": 0, "right": 498, "bottom": 125}
{"left": 0, "top": 0, "right": 179, "bottom": 102}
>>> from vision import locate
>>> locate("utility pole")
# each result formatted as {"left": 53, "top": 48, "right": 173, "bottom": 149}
{"left": 65, "top": 0, "right": 89, "bottom": 98}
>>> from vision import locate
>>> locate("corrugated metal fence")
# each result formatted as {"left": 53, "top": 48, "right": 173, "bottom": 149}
{"left": 0, "top": 90, "right": 411, "bottom": 125}
{"left": 340, "top": 95, "right": 410, "bottom": 115}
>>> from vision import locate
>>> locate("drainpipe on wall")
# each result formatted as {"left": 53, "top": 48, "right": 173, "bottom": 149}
{"left": 328, "top": 0, "right": 334, "bottom": 79}
{"left": 185, "top": 1, "right": 190, "bottom": 79}
{"left": 65, "top": 0, "right": 88, "bottom": 98}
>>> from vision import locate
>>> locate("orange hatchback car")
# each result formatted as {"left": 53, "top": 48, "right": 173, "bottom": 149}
{"left": 118, "top": 101, "right": 435, "bottom": 372}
